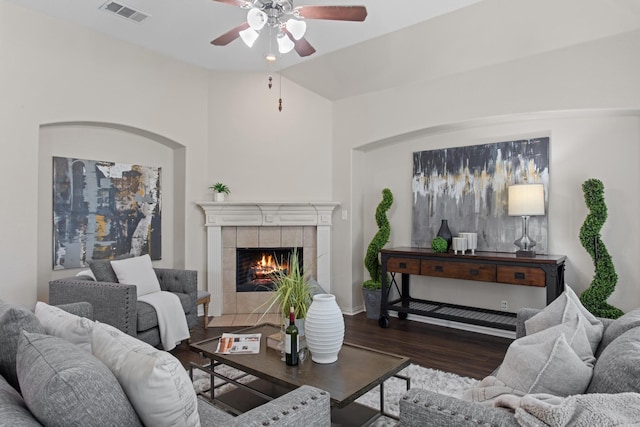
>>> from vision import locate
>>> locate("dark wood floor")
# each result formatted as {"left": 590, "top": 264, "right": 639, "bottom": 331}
{"left": 172, "top": 312, "right": 512, "bottom": 380}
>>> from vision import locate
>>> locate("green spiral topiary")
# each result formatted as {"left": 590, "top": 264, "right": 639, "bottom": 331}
{"left": 363, "top": 188, "right": 394, "bottom": 290}
{"left": 578, "top": 178, "right": 624, "bottom": 319}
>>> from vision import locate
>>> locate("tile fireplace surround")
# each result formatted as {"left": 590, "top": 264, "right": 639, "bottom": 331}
{"left": 197, "top": 202, "right": 339, "bottom": 317}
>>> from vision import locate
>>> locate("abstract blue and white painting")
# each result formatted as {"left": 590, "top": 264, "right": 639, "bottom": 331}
{"left": 411, "top": 137, "right": 549, "bottom": 253}
{"left": 53, "top": 157, "right": 161, "bottom": 269}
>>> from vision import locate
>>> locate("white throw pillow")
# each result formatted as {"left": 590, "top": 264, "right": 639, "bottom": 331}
{"left": 34, "top": 302, "right": 94, "bottom": 352}
{"left": 75, "top": 269, "right": 97, "bottom": 280}
{"left": 525, "top": 285, "right": 603, "bottom": 353}
{"left": 91, "top": 322, "right": 200, "bottom": 427}
{"left": 496, "top": 317, "right": 594, "bottom": 397}
{"left": 110, "top": 254, "right": 161, "bottom": 297}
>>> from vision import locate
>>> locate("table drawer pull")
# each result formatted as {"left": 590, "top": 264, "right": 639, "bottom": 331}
{"left": 399, "top": 262, "right": 407, "bottom": 268}
{"left": 514, "top": 272, "right": 525, "bottom": 279}
{"left": 469, "top": 269, "right": 479, "bottom": 276}
{"left": 435, "top": 265, "right": 443, "bottom": 272}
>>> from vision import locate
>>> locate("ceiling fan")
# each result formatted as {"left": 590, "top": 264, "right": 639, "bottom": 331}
{"left": 210, "top": 0, "right": 368, "bottom": 57}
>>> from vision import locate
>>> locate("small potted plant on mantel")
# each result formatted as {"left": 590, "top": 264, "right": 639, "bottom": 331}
{"left": 209, "top": 182, "right": 230, "bottom": 202}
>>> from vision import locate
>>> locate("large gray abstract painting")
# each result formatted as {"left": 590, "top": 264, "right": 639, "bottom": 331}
{"left": 411, "top": 137, "right": 549, "bottom": 253}
{"left": 53, "top": 157, "right": 161, "bottom": 269}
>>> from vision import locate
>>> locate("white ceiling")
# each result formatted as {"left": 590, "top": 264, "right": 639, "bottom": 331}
{"left": 7, "top": 0, "right": 482, "bottom": 72}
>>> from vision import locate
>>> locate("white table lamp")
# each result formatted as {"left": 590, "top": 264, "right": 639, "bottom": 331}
{"left": 508, "top": 184, "right": 545, "bottom": 257}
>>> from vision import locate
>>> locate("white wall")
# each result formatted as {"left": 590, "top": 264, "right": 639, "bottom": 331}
{"left": 0, "top": 1, "right": 333, "bottom": 306}
{"left": 333, "top": 27, "right": 640, "bottom": 315}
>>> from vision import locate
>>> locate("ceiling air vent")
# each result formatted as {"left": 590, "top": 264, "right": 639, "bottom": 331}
{"left": 100, "top": 1, "right": 150, "bottom": 23}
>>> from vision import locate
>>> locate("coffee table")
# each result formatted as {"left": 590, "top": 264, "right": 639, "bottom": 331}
{"left": 190, "top": 323, "right": 411, "bottom": 426}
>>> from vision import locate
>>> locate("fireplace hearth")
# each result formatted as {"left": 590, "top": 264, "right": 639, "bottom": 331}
{"left": 236, "top": 247, "right": 303, "bottom": 292}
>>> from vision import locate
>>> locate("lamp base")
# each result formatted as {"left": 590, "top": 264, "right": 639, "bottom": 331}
{"left": 515, "top": 250, "right": 536, "bottom": 258}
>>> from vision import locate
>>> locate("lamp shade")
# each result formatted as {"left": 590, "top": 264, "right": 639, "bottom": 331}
{"left": 239, "top": 27, "right": 259, "bottom": 47}
{"left": 277, "top": 32, "right": 295, "bottom": 53}
{"left": 285, "top": 19, "right": 306, "bottom": 40}
{"left": 508, "top": 184, "right": 545, "bottom": 216}
{"left": 247, "top": 8, "right": 267, "bottom": 31}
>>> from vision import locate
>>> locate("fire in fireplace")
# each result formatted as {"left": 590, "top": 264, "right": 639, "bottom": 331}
{"left": 236, "top": 247, "right": 303, "bottom": 292}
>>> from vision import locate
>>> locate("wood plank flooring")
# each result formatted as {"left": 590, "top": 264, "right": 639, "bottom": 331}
{"left": 171, "top": 312, "right": 512, "bottom": 380}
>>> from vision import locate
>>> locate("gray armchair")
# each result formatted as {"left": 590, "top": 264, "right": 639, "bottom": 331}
{"left": 49, "top": 268, "right": 198, "bottom": 347}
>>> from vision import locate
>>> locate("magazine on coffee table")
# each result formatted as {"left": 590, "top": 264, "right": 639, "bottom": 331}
{"left": 215, "top": 333, "right": 262, "bottom": 354}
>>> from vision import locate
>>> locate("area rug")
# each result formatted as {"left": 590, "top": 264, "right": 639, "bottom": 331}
{"left": 191, "top": 363, "right": 479, "bottom": 426}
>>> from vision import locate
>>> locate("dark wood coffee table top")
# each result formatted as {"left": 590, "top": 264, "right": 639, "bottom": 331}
{"left": 190, "top": 323, "right": 411, "bottom": 408}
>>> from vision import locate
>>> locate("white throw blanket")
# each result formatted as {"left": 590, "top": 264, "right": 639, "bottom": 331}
{"left": 138, "top": 291, "right": 189, "bottom": 351}
{"left": 464, "top": 376, "right": 640, "bottom": 426}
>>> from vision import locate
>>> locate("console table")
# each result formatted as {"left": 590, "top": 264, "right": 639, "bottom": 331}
{"left": 379, "top": 247, "right": 566, "bottom": 331}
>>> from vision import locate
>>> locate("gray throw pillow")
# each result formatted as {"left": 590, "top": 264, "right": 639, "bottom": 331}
{"left": 16, "top": 331, "right": 142, "bottom": 427}
{"left": 596, "top": 308, "right": 640, "bottom": 357}
{"left": 0, "top": 301, "right": 45, "bottom": 392}
{"left": 496, "top": 317, "right": 594, "bottom": 397}
{"left": 525, "top": 286, "right": 603, "bottom": 354}
{"left": 587, "top": 326, "right": 640, "bottom": 394}
{"left": 88, "top": 254, "right": 132, "bottom": 282}
{"left": 0, "top": 374, "right": 41, "bottom": 426}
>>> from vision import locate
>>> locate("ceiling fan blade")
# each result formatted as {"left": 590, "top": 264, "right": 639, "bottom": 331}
{"left": 210, "top": 22, "right": 250, "bottom": 46}
{"left": 293, "top": 36, "right": 316, "bottom": 57}
{"left": 295, "top": 5, "right": 367, "bottom": 22}
{"left": 211, "top": 0, "right": 251, "bottom": 7}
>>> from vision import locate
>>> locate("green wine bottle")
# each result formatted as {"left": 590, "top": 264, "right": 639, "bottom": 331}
{"left": 285, "top": 306, "right": 299, "bottom": 366}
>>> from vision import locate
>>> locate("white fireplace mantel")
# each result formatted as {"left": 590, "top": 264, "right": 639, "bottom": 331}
{"left": 197, "top": 201, "right": 339, "bottom": 317}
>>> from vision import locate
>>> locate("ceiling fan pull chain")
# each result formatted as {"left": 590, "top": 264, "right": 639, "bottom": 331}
{"left": 268, "top": 75, "right": 273, "bottom": 89}
{"left": 278, "top": 70, "right": 283, "bottom": 112}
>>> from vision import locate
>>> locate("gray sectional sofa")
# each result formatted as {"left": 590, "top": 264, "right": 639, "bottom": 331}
{"left": 399, "top": 307, "right": 640, "bottom": 426}
{"left": 0, "top": 300, "right": 331, "bottom": 427}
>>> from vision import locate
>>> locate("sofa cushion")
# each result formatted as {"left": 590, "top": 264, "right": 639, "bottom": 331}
{"left": 91, "top": 322, "right": 200, "bottom": 427}
{"left": 34, "top": 301, "right": 94, "bottom": 352}
{"left": 587, "top": 326, "right": 640, "bottom": 394}
{"left": 88, "top": 254, "right": 132, "bottom": 282}
{"left": 596, "top": 308, "right": 640, "bottom": 357}
{"left": 111, "top": 254, "right": 162, "bottom": 297}
{"left": 0, "top": 301, "right": 45, "bottom": 392}
{"left": 16, "top": 331, "right": 142, "bottom": 427}
{"left": 0, "top": 374, "right": 42, "bottom": 426}
{"left": 496, "top": 317, "right": 594, "bottom": 397}
{"left": 525, "top": 286, "right": 603, "bottom": 354}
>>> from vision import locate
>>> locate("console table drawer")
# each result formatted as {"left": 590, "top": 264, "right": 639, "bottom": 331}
{"left": 421, "top": 260, "right": 496, "bottom": 282}
{"left": 386, "top": 257, "right": 421, "bottom": 274}
{"left": 497, "top": 266, "right": 545, "bottom": 287}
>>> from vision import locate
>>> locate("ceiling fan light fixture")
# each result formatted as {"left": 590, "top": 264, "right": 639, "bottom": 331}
{"left": 239, "top": 27, "right": 259, "bottom": 47}
{"left": 285, "top": 19, "right": 306, "bottom": 40}
{"left": 277, "top": 32, "right": 295, "bottom": 54}
{"left": 247, "top": 7, "right": 267, "bottom": 30}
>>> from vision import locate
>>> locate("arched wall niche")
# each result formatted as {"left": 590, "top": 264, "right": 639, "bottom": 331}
{"left": 346, "top": 108, "right": 640, "bottom": 318}
{"left": 36, "top": 121, "right": 187, "bottom": 301}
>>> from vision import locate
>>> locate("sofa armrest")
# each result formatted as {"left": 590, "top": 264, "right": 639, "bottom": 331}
{"left": 198, "top": 385, "right": 331, "bottom": 427}
{"left": 49, "top": 279, "right": 137, "bottom": 336}
{"left": 155, "top": 268, "right": 198, "bottom": 327}
{"left": 399, "top": 388, "right": 519, "bottom": 427}
{"left": 55, "top": 301, "right": 94, "bottom": 319}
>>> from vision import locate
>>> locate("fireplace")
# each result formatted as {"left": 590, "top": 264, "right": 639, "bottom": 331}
{"left": 236, "top": 247, "right": 303, "bottom": 292}
{"left": 197, "top": 201, "right": 338, "bottom": 316}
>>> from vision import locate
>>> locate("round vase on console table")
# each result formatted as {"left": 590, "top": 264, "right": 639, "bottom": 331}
{"left": 437, "top": 219, "right": 453, "bottom": 250}
{"left": 304, "top": 294, "right": 344, "bottom": 364}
